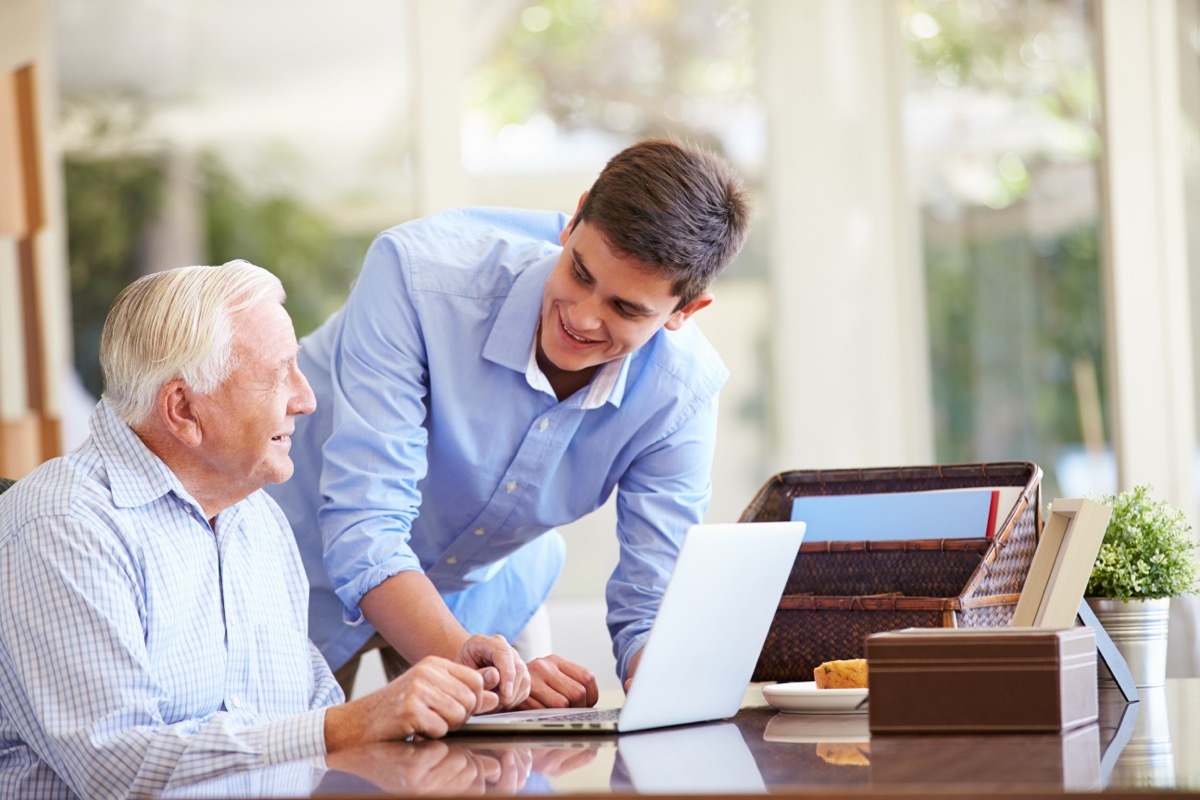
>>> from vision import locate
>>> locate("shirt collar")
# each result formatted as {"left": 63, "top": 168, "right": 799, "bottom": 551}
{"left": 90, "top": 398, "right": 198, "bottom": 510}
{"left": 482, "top": 254, "right": 631, "bottom": 408}
{"left": 522, "top": 339, "right": 626, "bottom": 410}
{"left": 482, "top": 255, "right": 553, "bottom": 372}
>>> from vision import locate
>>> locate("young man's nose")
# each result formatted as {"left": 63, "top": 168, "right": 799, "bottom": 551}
{"left": 568, "top": 294, "right": 605, "bottom": 330}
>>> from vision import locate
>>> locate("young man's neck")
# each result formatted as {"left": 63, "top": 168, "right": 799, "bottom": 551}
{"left": 536, "top": 352, "right": 599, "bottom": 402}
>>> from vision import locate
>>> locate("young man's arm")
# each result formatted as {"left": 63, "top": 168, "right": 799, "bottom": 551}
{"left": 357, "top": 570, "right": 531, "bottom": 706}
{"left": 608, "top": 394, "right": 723, "bottom": 688}
{"left": 312, "top": 230, "right": 551, "bottom": 708}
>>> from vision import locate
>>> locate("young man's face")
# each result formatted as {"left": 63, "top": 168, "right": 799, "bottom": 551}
{"left": 189, "top": 299, "right": 316, "bottom": 497}
{"left": 538, "top": 216, "right": 712, "bottom": 376}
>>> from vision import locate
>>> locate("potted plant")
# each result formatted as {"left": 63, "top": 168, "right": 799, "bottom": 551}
{"left": 1085, "top": 484, "right": 1199, "bottom": 688}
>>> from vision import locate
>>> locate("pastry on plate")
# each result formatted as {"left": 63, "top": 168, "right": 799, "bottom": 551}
{"left": 813, "top": 658, "right": 868, "bottom": 689}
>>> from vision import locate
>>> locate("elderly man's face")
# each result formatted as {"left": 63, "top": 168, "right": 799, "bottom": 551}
{"left": 190, "top": 299, "right": 316, "bottom": 498}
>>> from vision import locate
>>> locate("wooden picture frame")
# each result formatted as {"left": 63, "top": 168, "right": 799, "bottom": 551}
{"left": 1012, "top": 498, "right": 1111, "bottom": 628}
{"left": 1012, "top": 497, "right": 1138, "bottom": 702}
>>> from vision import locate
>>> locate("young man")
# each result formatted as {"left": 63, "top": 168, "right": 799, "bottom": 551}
{"left": 267, "top": 138, "right": 751, "bottom": 706}
{"left": 0, "top": 262, "right": 521, "bottom": 798}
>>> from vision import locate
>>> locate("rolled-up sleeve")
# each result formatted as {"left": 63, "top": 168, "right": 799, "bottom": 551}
{"left": 318, "top": 233, "right": 432, "bottom": 619}
{"left": 606, "top": 394, "right": 720, "bottom": 680}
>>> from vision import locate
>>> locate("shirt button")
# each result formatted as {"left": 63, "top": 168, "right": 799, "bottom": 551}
{"left": 229, "top": 696, "right": 242, "bottom": 709}
{"left": 538, "top": 419, "right": 550, "bottom": 431}
{"left": 505, "top": 481, "right": 518, "bottom": 493}
{"left": 474, "top": 527, "right": 486, "bottom": 536}
{"left": 446, "top": 555, "right": 458, "bottom": 565}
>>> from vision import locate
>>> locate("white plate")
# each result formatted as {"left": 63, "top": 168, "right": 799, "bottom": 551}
{"left": 761, "top": 681, "right": 868, "bottom": 714}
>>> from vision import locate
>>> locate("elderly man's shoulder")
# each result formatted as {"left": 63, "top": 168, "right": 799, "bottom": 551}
{"left": 0, "top": 444, "right": 112, "bottom": 532}
{"left": 0, "top": 439, "right": 203, "bottom": 565}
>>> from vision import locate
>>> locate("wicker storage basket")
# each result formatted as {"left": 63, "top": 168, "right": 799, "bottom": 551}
{"left": 741, "top": 461, "right": 1042, "bottom": 682}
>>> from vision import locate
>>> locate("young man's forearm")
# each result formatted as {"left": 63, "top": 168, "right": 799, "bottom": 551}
{"left": 358, "top": 570, "right": 471, "bottom": 662}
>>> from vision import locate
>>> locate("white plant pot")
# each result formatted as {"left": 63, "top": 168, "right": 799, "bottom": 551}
{"left": 1084, "top": 596, "right": 1171, "bottom": 689}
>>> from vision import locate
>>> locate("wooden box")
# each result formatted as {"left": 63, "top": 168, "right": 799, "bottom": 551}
{"left": 865, "top": 626, "right": 1098, "bottom": 734}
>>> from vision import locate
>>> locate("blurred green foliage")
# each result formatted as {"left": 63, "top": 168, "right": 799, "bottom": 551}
{"left": 926, "top": 222, "right": 1105, "bottom": 469}
{"left": 62, "top": 0, "right": 1106, "bottom": 495}
{"left": 1087, "top": 485, "right": 1198, "bottom": 600}
{"left": 901, "top": 0, "right": 1104, "bottom": 493}
{"left": 466, "top": 0, "right": 754, "bottom": 147}
{"left": 202, "top": 155, "right": 369, "bottom": 340}
{"left": 64, "top": 150, "right": 369, "bottom": 399}
{"left": 64, "top": 154, "right": 165, "bottom": 399}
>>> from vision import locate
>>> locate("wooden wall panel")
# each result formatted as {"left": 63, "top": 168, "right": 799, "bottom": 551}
{"left": 14, "top": 65, "right": 42, "bottom": 232}
{"left": 0, "top": 73, "right": 24, "bottom": 236}
{"left": 0, "top": 61, "right": 57, "bottom": 479}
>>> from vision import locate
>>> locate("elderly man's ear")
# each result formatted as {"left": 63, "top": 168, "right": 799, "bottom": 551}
{"left": 158, "top": 380, "right": 204, "bottom": 447}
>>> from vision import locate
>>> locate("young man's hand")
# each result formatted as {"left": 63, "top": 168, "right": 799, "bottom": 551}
{"left": 457, "top": 633, "right": 531, "bottom": 709}
{"left": 517, "top": 654, "right": 599, "bottom": 709}
{"left": 324, "top": 656, "right": 499, "bottom": 748}
{"left": 622, "top": 648, "right": 644, "bottom": 694}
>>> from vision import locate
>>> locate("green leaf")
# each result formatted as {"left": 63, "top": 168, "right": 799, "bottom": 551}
{"left": 1085, "top": 485, "right": 1198, "bottom": 600}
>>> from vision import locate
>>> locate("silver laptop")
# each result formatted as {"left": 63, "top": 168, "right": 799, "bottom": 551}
{"left": 457, "top": 520, "right": 806, "bottom": 734}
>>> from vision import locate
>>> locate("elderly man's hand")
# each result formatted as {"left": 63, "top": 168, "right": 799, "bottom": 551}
{"left": 517, "top": 654, "right": 599, "bottom": 710}
{"left": 325, "top": 656, "right": 498, "bottom": 749}
{"left": 457, "top": 634, "right": 531, "bottom": 709}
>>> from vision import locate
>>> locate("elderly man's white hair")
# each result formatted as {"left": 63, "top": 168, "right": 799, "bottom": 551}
{"left": 99, "top": 260, "right": 286, "bottom": 427}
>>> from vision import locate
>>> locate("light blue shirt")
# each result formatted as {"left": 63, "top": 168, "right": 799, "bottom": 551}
{"left": 0, "top": 401, "right": 342, "bottom": 800}
{"left": 267, "top": 207, "right": 728, "bottom": 680}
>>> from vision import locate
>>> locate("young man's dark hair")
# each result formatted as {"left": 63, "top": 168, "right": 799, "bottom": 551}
{"left": 577, "top": 138, "right": 751, "bottom": 308}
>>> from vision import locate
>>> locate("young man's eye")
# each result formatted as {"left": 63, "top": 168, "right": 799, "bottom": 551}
{"left": 614, "top": 304, "right": 639, "bottom": 320}
{"left": 571, "top": 261, "right": 591, "bottom": 284}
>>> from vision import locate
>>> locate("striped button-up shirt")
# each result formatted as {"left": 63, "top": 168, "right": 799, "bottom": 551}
{"left": 0, "top": 400, "right": 343, "bottom": 799}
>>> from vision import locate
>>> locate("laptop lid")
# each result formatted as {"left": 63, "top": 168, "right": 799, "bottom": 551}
{"left": 457, "top": 520, "right": 805, "bottom": 734}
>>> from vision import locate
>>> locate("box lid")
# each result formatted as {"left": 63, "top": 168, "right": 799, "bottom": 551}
{"left": 866, "top": 626, "right": 1096, "bottom": 664}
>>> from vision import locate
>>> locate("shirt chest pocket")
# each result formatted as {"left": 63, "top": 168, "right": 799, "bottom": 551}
{"left": 245, "top": 625, "right": 315, "bottom": 715}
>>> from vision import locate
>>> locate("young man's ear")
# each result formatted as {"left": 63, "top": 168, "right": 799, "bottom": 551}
{"left": 560, "top": 191, "right": 589, "bottom": 246}
{"left": 160, "top": 380, "right": 203, "bottom": 447}
{"left": 664, "top": 291, "right": 714, "bottom": 331}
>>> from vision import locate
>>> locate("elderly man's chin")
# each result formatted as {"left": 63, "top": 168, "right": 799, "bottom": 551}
{"left": 261, "top": 453, "right": 296, "bottom": 487}
{"left": 275, "top": 459, "right": 296, "bottom": 484}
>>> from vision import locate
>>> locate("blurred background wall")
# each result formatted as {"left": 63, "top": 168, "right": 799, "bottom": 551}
{"left": 3, "top": 0, "right": 1200, "bottom": 689}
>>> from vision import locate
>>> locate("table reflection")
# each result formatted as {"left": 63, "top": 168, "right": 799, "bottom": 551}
{"left": 320, "top": 740, "right": 536, "bottom": 796}
{"left": 5, "top": 680, "right": 1199, "bottom": 797}
{"left": 609, "top": 722, "right": 764, "bottom": 794}
{"left": 1104, "top": 685, "right": 1177, "bottom": 789}
{"left": 157, "top": 738, "right": 603, "bottom": 798}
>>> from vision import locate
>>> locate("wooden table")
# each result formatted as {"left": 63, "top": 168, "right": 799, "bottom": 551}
{"left": 161, "top": 680, "right": 1200, "bottom": 797}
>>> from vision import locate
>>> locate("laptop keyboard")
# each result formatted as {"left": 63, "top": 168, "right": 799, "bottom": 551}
{"left": 526, "top": 708, "right": 622, "bottom": 722}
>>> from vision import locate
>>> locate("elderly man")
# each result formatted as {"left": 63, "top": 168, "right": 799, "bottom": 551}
{"left": 0, "top": 261, "right": 528, "bottom": 799}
